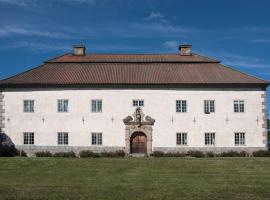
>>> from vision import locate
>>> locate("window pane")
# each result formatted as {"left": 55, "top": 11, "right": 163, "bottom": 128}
{"left": 205, "top": 132, "right": 215, "bottom": 145}
{"left": 24, "top": 132, "right": 34, "bottom": 144}
{"left": 58, "top": 100, "right": 68, "bottom": 112}
{"left": 133, "top": 100, "right": 144, "bottom": 107}
{"left": 24, "top": 100, "right": 34, "bottom": 112}
{"left": 176, "top": 133, "right": 187, "bottom": 145}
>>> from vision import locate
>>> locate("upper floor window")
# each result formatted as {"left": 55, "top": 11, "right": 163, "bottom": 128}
{"left": 176, "top": 100, "right": 187, "bottom": 113}
{"left": 58, "top": 132, "right": 68, "bottom": 145}
{"left": 92, "top": 132, "right": 102, "bottom": 145}
{"left": 234, "top": 100, "right": 245, "bottom": 113}
{"left": 91, "top": 100, "right": 102, "bottom": 112}
{"left": 58, "top": 99, "right": 68, "bottom": 112}
{"left": 205, "top": 132, "right": 215, "bottom": 145}
{"left": 235, "top": 132, "right": 245, "bottom": 145}
{"left": 23, "top": 132, "right": 34, "bottom": 145}
{"left": 24, "top": 100, "right": 34, "bottom": 113}
{"left": 176, "top": 132, "right": 187, "bottom": 145}
{"left": 133, "top": 99, "right": 144, "bottom": 107}
{"left": 204, "top": 100, "right": 215, "bottom": 114}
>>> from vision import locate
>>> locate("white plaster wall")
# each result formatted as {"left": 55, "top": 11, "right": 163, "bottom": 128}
{"left": 2, "top": 88, "right": 266, "bottom": 148}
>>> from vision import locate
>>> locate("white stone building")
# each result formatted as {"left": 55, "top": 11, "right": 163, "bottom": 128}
{"left": 0, "top": 44, "right": 269, "bottom": 156}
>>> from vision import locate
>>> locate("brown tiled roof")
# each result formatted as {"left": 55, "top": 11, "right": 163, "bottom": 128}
{"left": 0, "top": 53, "right": 268, "bottom": 87}
{"left": 46, "top": 53, "right": 219, "bottom": 63}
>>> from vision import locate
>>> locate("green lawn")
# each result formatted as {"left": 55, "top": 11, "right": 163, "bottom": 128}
{"left": 0, "top": 158, "right": 270, "bottom": 200}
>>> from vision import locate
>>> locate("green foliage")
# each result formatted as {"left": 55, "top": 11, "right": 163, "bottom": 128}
{"left": 187, "top": 151, "right": 205, "bottom": 158}
{"left": 79, "top": 150, "right": 125, "bottom": 158}
{"left": 53, "top": 151, "right": 77, "bottom": 158}
{"left": 252, "top": 150, "right": 270, "bottom": 157}
{"left": 35, "top": 151, "right": 53, "bottom": 157}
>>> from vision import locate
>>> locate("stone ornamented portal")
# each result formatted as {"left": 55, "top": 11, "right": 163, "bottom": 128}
{"left": 123, "top": 107, "right": 155, "bottom": 156}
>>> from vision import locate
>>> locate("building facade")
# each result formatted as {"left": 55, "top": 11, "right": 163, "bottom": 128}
{"left": 0, "top": 44, "right": 269, "bottom": 156}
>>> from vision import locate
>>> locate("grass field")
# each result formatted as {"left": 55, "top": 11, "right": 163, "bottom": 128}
{"left": 0, "top": 157, "right": 270, "bottom": 200}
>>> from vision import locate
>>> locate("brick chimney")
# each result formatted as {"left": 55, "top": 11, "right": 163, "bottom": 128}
{"left": 73, "top": 45, "right": 86, "bottom": 56}
{"left": 179, "top": 44, "right": 192, "bottom": 56}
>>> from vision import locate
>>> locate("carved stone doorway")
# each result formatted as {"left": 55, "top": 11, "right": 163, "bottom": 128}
{"left": 130, "top": 132, "right": 147, "bottom": 154}
{"left": 123, "top": 107, "right": 155, "bottom": 156}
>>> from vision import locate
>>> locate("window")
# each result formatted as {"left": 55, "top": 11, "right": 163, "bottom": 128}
{"left": 23, "top": 132, "right": 34, "bottom": 144}
{"left": 91, "top": 100, "right": 102, "bottom": 112}
{"left": 58, "top": 99, "right": 68, "bottom": 112}
{"left": 205, "top": 133, "right": 215, "bottom": 145}
{"left": 235, "top": 132, "right": 245, "bottom": 145}
{"left": 92, "top": 132, "right": 102, "bottom": 145}
{"left": 133, "top": 100, "right": 144, "bottom": 107}
{"left": 24, "top": 100, "right": 34, "bottom": 113}
{"left": 58, "top": 132, "right": 68, "bottom": 145}
{"left": 234, "top": 100, "right": 245, "bottom": 112}
{"left": 176, "top": 133, "right": 187, "bottom": 145}
{"left": 176, "top": 100, "right": 187, "bottom": 112}
{"left": 204, "top": 100, "right": 215, "bottom": 113}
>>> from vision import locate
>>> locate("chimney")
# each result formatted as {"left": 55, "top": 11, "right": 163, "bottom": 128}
{"left": 179, "top": 44, "right": 192, "bottom": 56}
{"left": 73, "top": 45, "right": 86, "bottom": 56}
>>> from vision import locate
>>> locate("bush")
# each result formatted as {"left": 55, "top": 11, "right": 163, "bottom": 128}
{"left": 152, "top": 151, "right": 165, "bottom": 157}
{"left": 206, "top": 152, "right": 215, "bottom": 157}
{"left": 100, "top": 151, "right": 125, "bottom": 158}
{"left": 80, "top": 150, "right": 125, "bottom": 158}
{"left": 53, "top": 151, "right": 76, "bottom": 158}
{"left": 79, "top": 150, "right": 100, "bottom": 158}
{"left": 253, "top": 150, "right": 270, "bottom": 157}
{"left": 187, "top": 151, "right": 205, "bottom": 158}
{"left": 35, "top": 151, "right": 52, "bottom": 157}
{"left": 219, "top": 151, "right": 242, "bottom": 157}
{"left": 0, "top": 146, "right": 18, "bottom": 157}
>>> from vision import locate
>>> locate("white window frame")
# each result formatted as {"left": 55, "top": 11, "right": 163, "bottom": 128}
{"left": 91, "top": 132, "right": 102, "bottom": 145}
{"left": 58, "top": 99, "right": 68, "bottom": 113}
{"left": 91, "top": 99, "right": 102, "bottom": 113}
{"left": 23, "top": 132, "right": 34, "bottom": 145}
{"left": 205, "top": 132, "right": 215, "bottom": 145}
{"left": 235, "top": 132, "right": 245, "bottom": 145}
{"left": 176, "top": 100, "right": 187, "bottom": 113}
{"left": 204, "top": 100, "right": 215, "bottom": 114}
{"left": 234, "top": 100, "right": 245, "bottom": 113}
{"left": 176, "top": 132, "right": 187, "bottom": 145}
{"left": 58, "top": 132, "right": 68, "bottom": 145}
{"left": 23, "top": 100, "right": 35, "bottom": 113}
{"left": 133, "top": 99, "right": 144, "bottom": 107}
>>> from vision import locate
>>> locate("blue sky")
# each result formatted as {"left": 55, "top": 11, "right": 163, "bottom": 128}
{"left": 0, "top": 0, "right": 269, "bottom": 114}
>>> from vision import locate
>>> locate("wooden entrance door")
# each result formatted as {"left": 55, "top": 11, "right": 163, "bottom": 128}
{"left": 130, "top": 132, "right": 147, "bottom": 154}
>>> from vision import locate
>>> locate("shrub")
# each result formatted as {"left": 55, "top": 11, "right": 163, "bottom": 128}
{"left": 152, "top": 151, "right": 165, "bottom": 157}
{"left": 219, "top": 151, "right": 241, "bottom": 157}
{"left": 0, "top": 146, "right": 18, "bottom": 157}
{"left": 35, "top": 151, "right": 52, "bottom": 157}
{"left": 53, "top": 151, "right": 76, "bottom": 158}
{"left": 100, "top": 151, "right": 125, "bottom": 158}
{"left": 187, "top": 151, "right": 205, "bottom": 158}
{"left": 79, "top": 150, "right": 100, "bottom": 158}
{"left": 206, "top": 152, "right": 215, "bottom": 157}
{"left": 253, "top": 150, "right": 270, "bottom": 157}
{"left": 80, "top": 150, "right": 126, "bottom": 158}
{"left": 164, "top": 152, "right": 186, "bottom": 157}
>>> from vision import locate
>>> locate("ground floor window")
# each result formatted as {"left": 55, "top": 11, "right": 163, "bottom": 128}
{"left": 205, "top": 132, "right": 215, "bottom": 145}
{"left": 176, "top": 132, "right": 187, "bottom": 145}
{"left": 235, "top": 132, "right": 245, "bottom": 145}
{"left": 92, "top": 132, "right": 102, "bottom": 145}
{"left": 23, "top": 132, "right": 34, "bottom": 144}
{"left": 58, "top": 132, "right": 68, "bottom": 145}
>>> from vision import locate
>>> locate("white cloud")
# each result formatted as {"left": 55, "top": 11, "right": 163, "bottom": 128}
{"left": 145, "top": 11, "right": 167, "bottom": 23}
{"left": 163, "top": 40, "right": 179, "bottom": 50}
{"left": 219, "top": 53, "right": 270, "bottom": 69}
{"left": 0, "top": 26, "right": 69, "bottom": 38}
{"left": 0, "top": 0, "right": 97, "bottom": 7}
{"left": 9, "top": 41, "right": 70, "bottom": 52}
